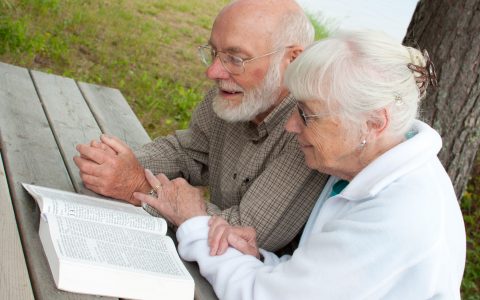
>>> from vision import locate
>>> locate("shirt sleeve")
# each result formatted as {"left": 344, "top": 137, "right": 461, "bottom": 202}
{"left": 207, "top": 141, "right": 328, "bottom": 251}
{"left": 134, "top": 91, "right": 213, "bottom": 186}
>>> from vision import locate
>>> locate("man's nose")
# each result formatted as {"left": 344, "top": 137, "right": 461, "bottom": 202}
{"left": 206, "top": 57, "right": 230, "bottom": 80}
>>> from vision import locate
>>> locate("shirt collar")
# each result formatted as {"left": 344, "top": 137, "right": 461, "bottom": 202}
{"left": 243, "top": 94, "right": 296, "bottom": 141}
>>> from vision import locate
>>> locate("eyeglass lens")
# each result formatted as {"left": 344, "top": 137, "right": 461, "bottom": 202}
{"left": 297, "top": 105, "right": 308, "bottom": 126}
{"left": 198, "top": 46, "right": 244, "bottom": 75}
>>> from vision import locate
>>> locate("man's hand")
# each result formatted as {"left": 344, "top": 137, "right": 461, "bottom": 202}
{"left": 208, "top": 215, "right": 260, "bottom": 259}
{"left": 73, "top": 134, "right": 149, "bottom": 204}
{"left": 133, "top": 169, "right": 207, "bottom": 226}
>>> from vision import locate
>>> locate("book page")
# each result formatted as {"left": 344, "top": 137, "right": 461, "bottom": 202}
{"left": 46, "top": 214, "right": 191, "bottom": 280}
{"left": 23, "top": 183, "right": 167, "bottom": 235}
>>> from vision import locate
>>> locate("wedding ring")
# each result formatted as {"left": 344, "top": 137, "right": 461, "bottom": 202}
{"left": 148, "top": 188, "right": 158, "bottom": 198}
{"left": 153, "top": 184, "right": 162, "bottom": 191}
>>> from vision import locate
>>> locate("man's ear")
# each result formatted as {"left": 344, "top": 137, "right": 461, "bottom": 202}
{"left": 287, "top": 45, "right": 304, "bottom": 63}
{"left": 366, "top": 108, "right": 390, "bottom": 138}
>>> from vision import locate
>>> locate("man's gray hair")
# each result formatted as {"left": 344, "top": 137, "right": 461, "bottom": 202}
{"left": 272, "top": 9, "right": 315, "bottom": 49}
{"left": 285, "top": 30, "right": 427, "bottom": 137}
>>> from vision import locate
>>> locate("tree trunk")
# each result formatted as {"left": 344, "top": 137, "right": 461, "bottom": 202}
{"left": 403, "top": 0, "right": 480, "bottom": 198}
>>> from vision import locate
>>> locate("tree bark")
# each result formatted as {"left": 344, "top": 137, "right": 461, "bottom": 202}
{"left": 403, "top": 0, "right": 480, "bottom": 198}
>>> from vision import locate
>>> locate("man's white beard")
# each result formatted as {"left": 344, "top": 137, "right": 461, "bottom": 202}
{"left": 212, "top": 59, "right": 282, "bottom": 122}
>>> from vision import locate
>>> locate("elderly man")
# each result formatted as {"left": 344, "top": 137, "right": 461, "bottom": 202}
{"left": 74, "top": 0, "right": 327, "bottom": 252}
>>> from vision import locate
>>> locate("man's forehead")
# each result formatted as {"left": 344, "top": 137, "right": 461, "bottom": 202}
{"left": 209, "top": 14, "right": 273, "bottom": 54}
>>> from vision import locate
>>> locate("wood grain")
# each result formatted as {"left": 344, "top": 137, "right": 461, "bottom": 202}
{"left": 0, "top": 153, "right": 35, "bottom": 300}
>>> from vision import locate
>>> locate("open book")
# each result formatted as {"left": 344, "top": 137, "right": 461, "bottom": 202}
{"left": 23, "top": 183, "right": 194, "bottom": 300}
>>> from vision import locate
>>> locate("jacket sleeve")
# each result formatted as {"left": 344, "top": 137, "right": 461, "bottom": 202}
{"left": 177, "top": 190, "right": 449, "bottom": 300}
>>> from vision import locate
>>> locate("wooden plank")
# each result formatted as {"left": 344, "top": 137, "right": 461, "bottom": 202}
{"left": 30, "top": 70, "right": 103, "bottom": 195}
{"left": 78, "top": 83, "right": 217, "bottom": 300}
{"left": 78, "top": 82, "right": 151, "bottom": 148}
{"left": 0, "top": 62, "right": 113, "bottom": 300}
{"left": 0, "top": 152, "right": 35, "bottom": 300}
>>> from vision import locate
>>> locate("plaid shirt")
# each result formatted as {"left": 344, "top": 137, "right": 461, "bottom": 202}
{"left": 137, "top": 89, "right": 328, "bottom": 251}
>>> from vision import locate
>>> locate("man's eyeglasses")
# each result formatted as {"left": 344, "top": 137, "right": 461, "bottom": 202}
{"left": 198, "top": 45, "right": 292, "bottom": 75}
{"left": 297, "top": 104, "right": 329, "bottom": 126}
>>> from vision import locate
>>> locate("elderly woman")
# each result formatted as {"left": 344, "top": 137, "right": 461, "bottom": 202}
{"left": 135, "top": 30, "right": 466, "bottom": 299}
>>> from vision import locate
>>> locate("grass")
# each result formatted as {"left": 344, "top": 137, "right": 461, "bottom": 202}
{"left": 0, "top": 0, "right": 228, "bottom": 136}
{"left": 1, "top": 0, "right": 479, "bottom": 298}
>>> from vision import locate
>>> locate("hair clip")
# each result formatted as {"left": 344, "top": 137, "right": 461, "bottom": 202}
{"left": 407, "top": 49, "right": 438, "bottom": 97}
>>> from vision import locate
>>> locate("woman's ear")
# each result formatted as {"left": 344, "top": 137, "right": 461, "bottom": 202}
{"left": 366, "top": 108, "right": 390, "bottom": 138}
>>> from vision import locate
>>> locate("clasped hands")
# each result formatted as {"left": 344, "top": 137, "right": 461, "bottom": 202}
{"left": 73, "top": 135, "right": 207, "bottom": 226}
{"left": 74, "top": 134, "right": 260, "bottom": 257}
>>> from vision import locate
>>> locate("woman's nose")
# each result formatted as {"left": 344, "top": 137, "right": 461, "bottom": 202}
{"left": 285, "top": 109, "right": 303, "bottom": 134}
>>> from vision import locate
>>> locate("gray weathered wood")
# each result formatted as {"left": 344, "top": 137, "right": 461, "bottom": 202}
{"left": 0, "top": 153, "right": 35, "bottom": 300}
{"left": 78, "top": 82, "right": 218, "bottom": 300}
{"left": 30, "top": 70, "right": 102, "bottom": 195}
{"left": 0, "top": 61, "right": 216, "bottom": 300}
{"left": 78, "top": 82, "right": 151, "bottom": 148}
{"left": 0, "top": 62, "right": 114, "bottom": 300}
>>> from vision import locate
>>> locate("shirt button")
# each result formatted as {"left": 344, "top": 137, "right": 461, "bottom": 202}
{"left": 233, "top": 173, "right": 237, "bottom": 179}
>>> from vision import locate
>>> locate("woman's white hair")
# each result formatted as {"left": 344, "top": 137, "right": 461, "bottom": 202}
{"left": 285, "top": 30, "right": 427, "bottom": 138}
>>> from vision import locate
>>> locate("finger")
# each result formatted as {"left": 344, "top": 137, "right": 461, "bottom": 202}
{"left": 156, "top": 173, "right": 173, "bottom": 189}
{"left": 76, "top": 144, "right": 109, "bottom": 165}
{"left": 209, "top": 224, "right": 228, "bottom": 256}
{"left": 100, "top": 134, "right": 130, "bottom": 155}
{"left": 208, "top": 216, "right": 227, "bottom": 244}
{"left": 144, "top": 169, "right": 161, "bottom": 191}
{"left": 79, "top": 172, "right": 102, "bottom": 188}
{"left": 90, "top": 140, "right": 101, "bottom": 148}
{"left": 84, "top": 182, "right": 102, "bottom": 194}
{"left": 133, "top": 191, "right": 156, "bottom": 205}
{"left": 73, "top": 156, "right": 104, "bottom": 177}
{"left": 228, "top": 233, "right": 257, "bottom": 257}
{"left": 209, "top": 215, "right": 228, "bottom": 228}
{"left": 217, "top": 229, "right": 230, "bottom": 255}
{"left": 232, "top": 226, "right": 257, "bottom": 242}
{"left": 133, "top": 191, "right": 169, "bottom": 213}
{"left": 91, "top": 140, "right": 117, "bottom": 156}
{"left": 100, "top": 143, "right": 117, "bottom": 155}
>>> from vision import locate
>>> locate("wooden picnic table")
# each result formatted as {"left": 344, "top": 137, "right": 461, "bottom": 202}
{"left": 0, "top": 61, "right": 217, "bottom": 300}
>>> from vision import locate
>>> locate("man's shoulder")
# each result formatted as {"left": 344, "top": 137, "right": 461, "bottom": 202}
{"left": 190, "top": 87, "right": 221, "bottom": 127}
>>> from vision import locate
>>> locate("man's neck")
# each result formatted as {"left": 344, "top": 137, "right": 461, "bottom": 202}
{"left": 251, "top": 89, "right": 289, "bottom": 125}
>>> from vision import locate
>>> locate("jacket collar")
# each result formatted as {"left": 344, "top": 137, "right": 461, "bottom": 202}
{"left": 341, "top": 120, "right": 442, "bottom": 201}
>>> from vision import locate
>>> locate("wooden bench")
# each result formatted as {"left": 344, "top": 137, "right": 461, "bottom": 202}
{"left": 0, "top": 62, "right": 217, "bottom": 300}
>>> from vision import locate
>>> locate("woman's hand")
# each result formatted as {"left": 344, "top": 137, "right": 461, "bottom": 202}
{"left": 208, "top": 215, "right": 260, "bottom": 259}
{"left": 133, "top": 169, "right": 207, "bottom": 226}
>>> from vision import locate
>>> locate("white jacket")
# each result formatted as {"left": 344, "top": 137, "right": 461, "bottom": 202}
{"left": 177, "top": 120, "right": 466, "bottom": 300}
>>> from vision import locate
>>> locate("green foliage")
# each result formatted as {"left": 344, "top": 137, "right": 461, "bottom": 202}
{"left": 0, "top": 0, "right": 226, "bottom": 136}
{"left": 461, "top": 158, "right": 480, "bottom": 300}
{"left": 0, "top": 16, "right": 28, "bottom": 54}
{"left": 307, "top": 13, "right": 330, "bottom": 41}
